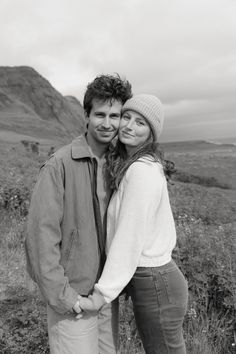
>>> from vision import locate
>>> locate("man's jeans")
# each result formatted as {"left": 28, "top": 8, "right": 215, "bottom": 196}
{"left": 47, "top": 299, "right": 119, "bottom": 354}
{"left": 128, "top": 260, "right": 188, "bottom": 354}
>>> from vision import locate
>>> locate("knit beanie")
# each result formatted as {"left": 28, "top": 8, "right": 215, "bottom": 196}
{"left": 122, "top": 94, "right": 164, "bottom": 141}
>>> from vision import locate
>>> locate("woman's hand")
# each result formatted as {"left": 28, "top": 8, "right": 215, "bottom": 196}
{"left": 80, "top": 291, "right": 106, "bottom": 312}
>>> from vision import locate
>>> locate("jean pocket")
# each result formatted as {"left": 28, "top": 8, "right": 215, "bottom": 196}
{"left": 159, "top": 267, "right": 188, "bottom": 307}
{"left": 129, "top": 268, "right": 154, "bottom": 302}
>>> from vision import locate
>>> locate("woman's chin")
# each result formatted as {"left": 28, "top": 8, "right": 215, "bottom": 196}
{"left": 119, "top": 135, "right": 130, "bottom": 145}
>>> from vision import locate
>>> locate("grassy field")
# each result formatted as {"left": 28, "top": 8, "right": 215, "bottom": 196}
{"left": 0, "top": 135, "right": 235, "bottom": 353}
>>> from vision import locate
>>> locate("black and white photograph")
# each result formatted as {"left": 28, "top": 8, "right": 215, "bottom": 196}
{"left": 0, "top": 1, "right": 235, "bottom": 353}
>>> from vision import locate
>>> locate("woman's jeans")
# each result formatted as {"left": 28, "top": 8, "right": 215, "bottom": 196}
{"left": 128, "top": 260, "right": 188, "bottom": 354}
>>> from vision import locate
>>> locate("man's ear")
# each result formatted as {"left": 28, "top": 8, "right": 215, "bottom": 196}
{"left": 84, "top": 110, "right": 89, "bottom": 129}
{"left": 84, "top": 110, "right": 89, "bottom": 120}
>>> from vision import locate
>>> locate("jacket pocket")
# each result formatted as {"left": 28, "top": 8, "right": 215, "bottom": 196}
{"left": 61, "top": 229, "right": 78, "bottom": 269}
{"left": 60, "top": 227, "right": 100, "bottom": 293}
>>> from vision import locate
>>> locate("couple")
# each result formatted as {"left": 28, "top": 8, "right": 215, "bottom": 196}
{"left": 25, "top": 74, "right": 188, "bottom": 354}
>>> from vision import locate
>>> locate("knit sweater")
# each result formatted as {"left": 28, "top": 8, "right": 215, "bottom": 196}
{"left": 95, "top": 157, "right": 177, "bottom": 303}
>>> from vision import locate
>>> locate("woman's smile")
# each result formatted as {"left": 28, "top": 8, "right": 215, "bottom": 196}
{"left": 120, "top": 130, "right": 135, "bottom": 138}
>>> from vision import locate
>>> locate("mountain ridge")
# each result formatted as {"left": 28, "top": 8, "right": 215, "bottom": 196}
{"left": 0, "top": 66, "right": 86, "bottom": 141}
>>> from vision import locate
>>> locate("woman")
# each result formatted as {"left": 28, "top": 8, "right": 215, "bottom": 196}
{"left": 79, "top": 94, "right": 188, "bottom": 353}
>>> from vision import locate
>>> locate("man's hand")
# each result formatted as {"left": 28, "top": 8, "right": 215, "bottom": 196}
{"left": 80, "top": 290, "right": 106, "bottom": 312}
{"left": 73, "top": 295, "right": 83, "bottom": 319}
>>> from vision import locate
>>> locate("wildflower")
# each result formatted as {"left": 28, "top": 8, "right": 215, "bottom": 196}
{"left": 187, "top": 307, "right": 197, "bottom": 319}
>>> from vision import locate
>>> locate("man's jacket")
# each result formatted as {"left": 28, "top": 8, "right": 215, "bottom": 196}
{"left": 25, "top": 135, "right": 105, "bottom": 314}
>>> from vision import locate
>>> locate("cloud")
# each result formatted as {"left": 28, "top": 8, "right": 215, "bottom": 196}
{"left": 0, "top": 0, "right": 235, "bottom": 141}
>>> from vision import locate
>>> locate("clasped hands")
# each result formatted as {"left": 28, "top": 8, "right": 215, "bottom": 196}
{"left": 73, "top": 290, "right": 106, "bottom": 319}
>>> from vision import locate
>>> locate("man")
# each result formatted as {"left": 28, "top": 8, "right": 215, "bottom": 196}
{"left": 25, "top": 74, "right": 132, "bottom": 354}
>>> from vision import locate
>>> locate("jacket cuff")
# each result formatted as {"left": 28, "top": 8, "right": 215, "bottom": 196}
{"left": 48, "top": 287, "right": 79, "bottom": 315}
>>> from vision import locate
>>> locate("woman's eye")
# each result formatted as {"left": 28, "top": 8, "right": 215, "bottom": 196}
{"left": 137, "top": 121, "right": 145, "bottom": 126}
{"left": 122, "top": 115, "right": 130, "bottom": 121}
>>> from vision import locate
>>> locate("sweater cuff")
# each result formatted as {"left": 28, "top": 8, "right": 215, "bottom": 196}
{"left": 94, "top": 284, "right": 111, "bottom": 304}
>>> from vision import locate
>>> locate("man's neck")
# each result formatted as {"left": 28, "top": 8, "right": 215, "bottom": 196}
{"left": 86, "top": 134, "right": 107, "bottom": 160}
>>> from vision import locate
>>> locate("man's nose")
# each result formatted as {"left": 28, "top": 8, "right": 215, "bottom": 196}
{"left": 102, "top": 116, "right": 111, "bottom": 128}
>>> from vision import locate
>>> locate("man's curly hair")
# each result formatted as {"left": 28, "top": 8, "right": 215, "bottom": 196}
{"left": 83, "top": 74, "right": 132, "bottom": 115}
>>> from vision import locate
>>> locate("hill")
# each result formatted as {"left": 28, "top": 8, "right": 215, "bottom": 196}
{"left": 0, "top": 66, "right": 85, "bottom": 142}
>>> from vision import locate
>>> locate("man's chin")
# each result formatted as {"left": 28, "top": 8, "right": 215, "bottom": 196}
{"left": 98, "top": 132, "right": 116, "bottom": 142}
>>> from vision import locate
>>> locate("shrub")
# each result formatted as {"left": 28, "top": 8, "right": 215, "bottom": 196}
{"left": 174, "top": 218, "right": 235, "bottom": 353}
{"left": 21, "top": 140, "right": 40, "bottom": 154}
{"left": 0, "top": 182, "right": 31, "bottom": 217}
{"left": 0, "top": 291, "right": 49, "bottom": 354}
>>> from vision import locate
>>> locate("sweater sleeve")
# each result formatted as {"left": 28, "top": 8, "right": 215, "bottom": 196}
{"left": 95, "top": 160, "right": 164, "bottom": 303}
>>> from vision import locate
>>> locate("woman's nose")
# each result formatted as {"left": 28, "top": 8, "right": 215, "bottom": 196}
{"left": 126, "top": 120, "right": 133, "bottom": 129}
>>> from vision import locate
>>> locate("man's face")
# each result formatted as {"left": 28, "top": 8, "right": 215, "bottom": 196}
{"left": 86, "top": 99, "right": 122, "bottom": 146}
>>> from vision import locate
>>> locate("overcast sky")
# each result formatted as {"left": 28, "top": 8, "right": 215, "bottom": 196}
{"left": 0, "top": 0, "right": 236, "bottom": 142}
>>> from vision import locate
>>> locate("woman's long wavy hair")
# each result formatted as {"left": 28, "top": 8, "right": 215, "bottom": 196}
{"left": 105, "top": 136, "right": 175, "bottom": 191}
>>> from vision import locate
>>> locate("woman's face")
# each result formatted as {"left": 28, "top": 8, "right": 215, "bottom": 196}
{"left": 119, "top": 110, "right": 151, "bottom": 155}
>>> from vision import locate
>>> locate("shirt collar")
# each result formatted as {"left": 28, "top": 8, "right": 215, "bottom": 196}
{"left": 71, "top": 134, "right": 93, "bottom": 159}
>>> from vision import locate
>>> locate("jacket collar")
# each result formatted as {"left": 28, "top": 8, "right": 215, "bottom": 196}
{"left": 71, "top": 134, "right": 93, "bottom": 160}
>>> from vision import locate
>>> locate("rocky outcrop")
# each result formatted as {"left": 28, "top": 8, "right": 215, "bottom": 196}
{"left": 0, "top": 89, "right": 14, "bottom": 107}
{"left": 0, "top": 66, "right": 86, "bottom": 138}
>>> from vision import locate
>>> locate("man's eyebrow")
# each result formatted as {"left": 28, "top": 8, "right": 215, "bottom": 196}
{"left": 94, "top": 111, "right": 105, "bottom": 114}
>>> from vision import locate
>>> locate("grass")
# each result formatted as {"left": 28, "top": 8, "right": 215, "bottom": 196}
{"left": 163, "top": 140, "right": 236, "bottom": 189}
{"left": 0, "top": 138, "right": 236, "bottom": 353}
